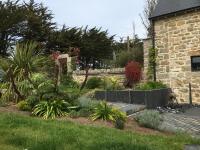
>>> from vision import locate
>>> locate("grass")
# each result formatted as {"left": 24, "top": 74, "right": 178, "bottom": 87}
{"left": 0, "top": 113, "right": 199, "bottom": 150}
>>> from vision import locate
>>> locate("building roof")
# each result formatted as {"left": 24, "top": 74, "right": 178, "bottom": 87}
{"left": 150, "top": 0, "right": 200, "bottom": 19}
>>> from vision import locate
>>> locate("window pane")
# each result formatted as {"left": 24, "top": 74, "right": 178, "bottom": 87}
{"left": 191, "top": 56, "right": 200, "bottom": 71}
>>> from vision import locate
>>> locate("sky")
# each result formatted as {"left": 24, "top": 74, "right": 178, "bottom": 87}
{"left": 18, "top": 0, "right": 147, "bottom": 40}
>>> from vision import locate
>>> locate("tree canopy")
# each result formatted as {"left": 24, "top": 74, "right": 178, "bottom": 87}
{"left": 0, "top": 0, "right": 55, "bottom": 56}
{"left": 0, "top": 0, "right": 143, "bottom": 71}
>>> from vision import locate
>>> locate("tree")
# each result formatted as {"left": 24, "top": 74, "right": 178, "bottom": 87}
{"left": 46, "top": 26, "right": 82, "bottom": 54}
{"left": 79, "top": 27, "right": 114, "bottom": 69}
{"left": 0, "top": 0, "right": 25, "bottom": 56}
{"left": 114, "top": 36, "right": 144, "bottom": 67}
{"left": 79, "top": 27, "right": 114, "bottom": 90}
{"left": 20, "top": 0, "right": 55, "bottom": 45}
{"left": 140, "top": 0, "right": 157, "bottom": 37}
{"left": 0, "top": 0, "right": 55, "bottom": 57}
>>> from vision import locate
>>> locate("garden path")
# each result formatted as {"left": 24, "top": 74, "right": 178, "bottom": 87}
{"left": 160, "top": 108, "right": 200, "bottom": 138}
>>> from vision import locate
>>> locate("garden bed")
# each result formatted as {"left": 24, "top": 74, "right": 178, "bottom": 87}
{"left": 0, "top": 105, "right": 166, "bottom": 135}
{"left": 95, "top": 88, "right": 171, "bottom": 109}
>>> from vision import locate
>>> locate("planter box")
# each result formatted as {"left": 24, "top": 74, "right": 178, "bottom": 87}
{"left": 95, "top": 88, "right": 171, "bottom": 109}
{"left": 143, "top": 88, "right": 171, "bottom": 109}
{"left": 95, "top": 91, "right": 131, "bottom": 103}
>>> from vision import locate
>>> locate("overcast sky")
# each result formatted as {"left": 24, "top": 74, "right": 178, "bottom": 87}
{"left": 17, "top": 0, "right": 147, "bottom": 40}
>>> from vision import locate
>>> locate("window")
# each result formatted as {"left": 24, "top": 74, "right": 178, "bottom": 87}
{"left": 191, "top": 56, "right": 200, "bottom": 71}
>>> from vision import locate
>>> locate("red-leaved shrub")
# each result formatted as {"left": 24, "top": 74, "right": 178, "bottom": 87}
{"left": 51, "top": 51, "right": 60, "bottom": 60}
{"left": 125, "top": 61, "right": 142, "bottom": 88}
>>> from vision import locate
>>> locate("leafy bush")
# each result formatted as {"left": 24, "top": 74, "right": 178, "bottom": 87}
{"left": 103, "top": 77, "right": 123, "bottom": 90}
{"left": 79, "top": 108, "right": 92, "bottom": 117}
{"left": 115, "top": 118, "right": 125, "bottom": 130}
{"left": 17, "top": 100, "right": 31, "bottom": 111}
{"left": 78, "top": 97, "right": 99, "bottom": 110}
{"left": 112, "top": 108, "right": 126, "bottom": 122}
{"left": 91, "top": 101, "right": 126, "bottom": 123}
{"left": 32, "top": 100, "right": 70, "bottom": 119}
{"left": 0, "top": 83, "right": 15, "bottom": 103}
{"left": 26, "top": 95, "right": 40, "bottom": 108}
{"left": 37, "top": 80, "right": 55, "bottom": 94}
{"left": 18, "top": 80, "right": 34, "bottom": 97}
{"left": 77, "top": 97, "right": 99, "bottom": 117}
{"left": 115, "top": 51, "right": 135, "bottom": 67}
{"left": 86, "top": 77, "right": 103, "bottom": 89}
{"left": 136, "top": 81, "right": 167, "bottom": 91}
{"left": 61, "top": 74, "right": 79, "bottom": 88}
{"left": 31, "top": 73, "right": 48, "bottom": 86}
{"left": 0, "top": 69, "right": 5, "bottom": 82}
{"left": 112, "top": 108, "right": 126, "bottom": 130}
{"left": 135, "top": 110, "right": 163, "bottom": 129}
{"left": 125, "top": 61, "right": 142, "bottom": 88}
{"left": 30, "top": 73, "right": 55, "bottom": 97}
{"left": 69, "top": 110, "right": 80, "bottom": 118}
{"left": 82, "top": 89, "right": 97, "bottom": 99}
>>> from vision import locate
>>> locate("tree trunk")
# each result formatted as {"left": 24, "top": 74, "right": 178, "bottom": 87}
{"left": 9, "top": 69, "right": 24, "bottom": 101}
{"left": 80, "top": 66, "right": 89, "bottom": 91}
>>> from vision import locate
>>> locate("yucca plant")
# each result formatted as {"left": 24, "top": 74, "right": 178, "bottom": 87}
{"left": 32, "top": 100, "right": 70, "bottom": 119}
{"left": 0, "top": 41, "right": 47, "bottom": 101}
{"left": 91, "top": 101, "right": 115, "bottom": 122}
{"left": 91, "top": 101, "right": 127, "bottom": 123}
{"left": 12, "top": 42, "right": 47, "bottom": 83}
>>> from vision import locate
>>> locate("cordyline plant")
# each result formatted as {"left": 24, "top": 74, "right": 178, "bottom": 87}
{"left": 125, "top": 61, "right": 142, "bottom": 88}
{"left": 0, "top": 41, "right": 46, "bottom": 101}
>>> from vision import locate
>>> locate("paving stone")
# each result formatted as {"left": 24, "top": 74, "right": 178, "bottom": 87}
{"left": 160, "top": 113, "right": 200, "bottom": 137}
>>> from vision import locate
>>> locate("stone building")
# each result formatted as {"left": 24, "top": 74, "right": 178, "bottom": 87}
{"left": 144, "top": 0, "right": 200, "bottom": 103}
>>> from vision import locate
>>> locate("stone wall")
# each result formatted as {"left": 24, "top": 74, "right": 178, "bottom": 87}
{"left": 73, "top": 68, "right": 125, "bottom": 84}
{"left": 154, "top": 10, "right": 200, "bottom": 103}
{"left": 143, "top": 38, "right": 153, "bottom": 81}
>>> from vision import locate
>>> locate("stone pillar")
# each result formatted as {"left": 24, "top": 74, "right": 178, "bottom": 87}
{"left": 143, "top": 38, "right": 153, "bottom": 81}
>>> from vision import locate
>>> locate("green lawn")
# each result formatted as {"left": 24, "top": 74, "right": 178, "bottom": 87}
{"left": 0, "top": 113, "right": 199, "bottom": 150}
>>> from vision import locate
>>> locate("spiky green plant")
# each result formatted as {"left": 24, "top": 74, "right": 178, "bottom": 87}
{"left": 12, "top": 41, "right": 47, "bottom": 82}
{"left": 91, "top": 101, "right": 115, "bottom": 121}
{"left": 0, "top": 41, "right": 47, "bottom": 101}
{"left": 32, "top": 100, "right": 70, "bottom": 119}
{"left": 91, "top": 101, "right": 127, "bottom": 122}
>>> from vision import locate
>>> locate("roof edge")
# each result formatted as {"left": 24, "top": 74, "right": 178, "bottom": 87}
{"left": 150, "top": 6, "right": 200, "bottom": 20}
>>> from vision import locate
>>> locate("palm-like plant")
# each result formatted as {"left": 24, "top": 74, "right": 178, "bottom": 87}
{"left": 12, "top": 42, "right": 46, "bottom": 82}
{"left": 91, "top": 101, "right": 115, "bottom": 122}
{"left": 91, "top": 101, "right": 127, "bottom": 122}
{"left": 32, "top": 100, "right": 70, "bottom": 119}
{"left": 0, "top": 41, "right": 46, "bottom": 100}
